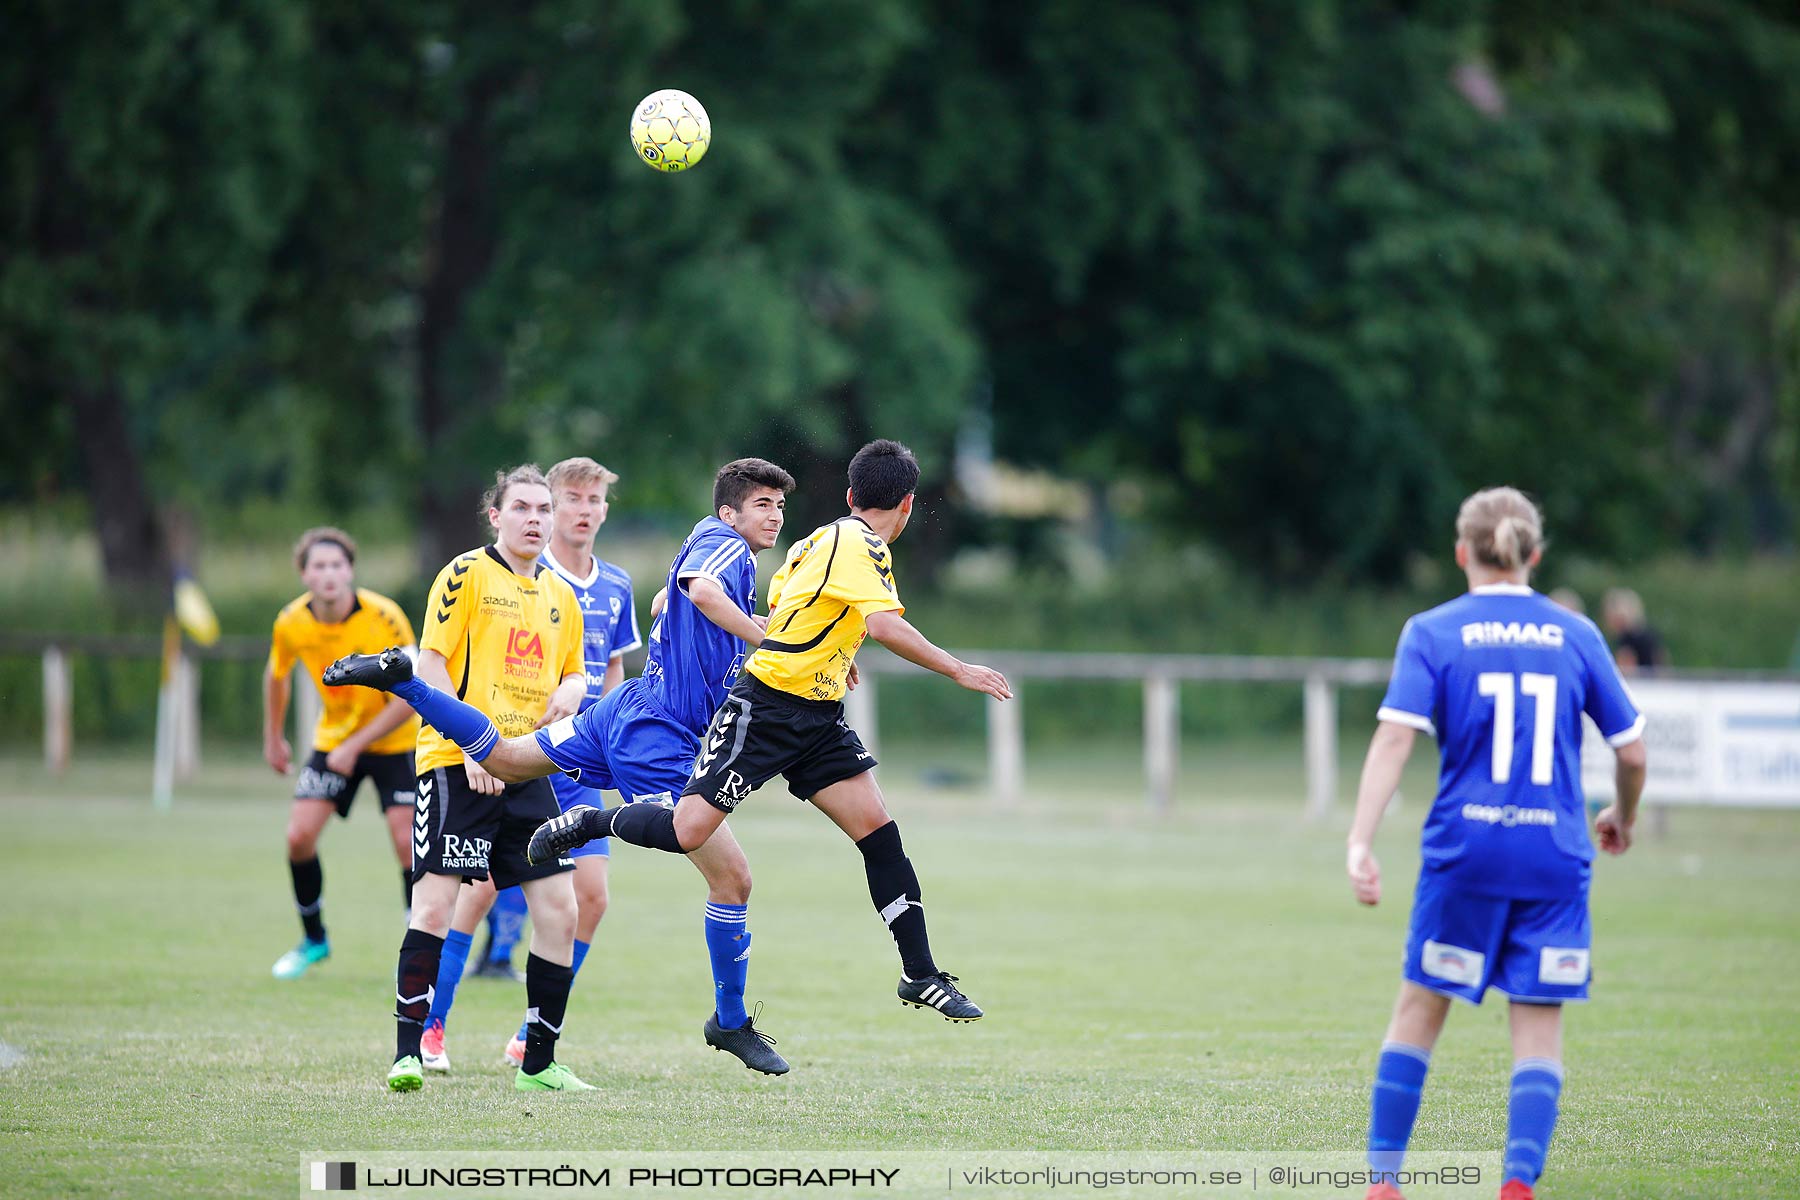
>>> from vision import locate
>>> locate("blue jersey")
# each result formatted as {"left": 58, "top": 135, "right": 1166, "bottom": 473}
{"left": 1379, "top": 584, "right": 1644, "bottom": 899}
{"left": 540, "top": 545, "right": 639, "bottom": 711}
{"left": 640, "top": 517, "right": 758, "bottom": 732}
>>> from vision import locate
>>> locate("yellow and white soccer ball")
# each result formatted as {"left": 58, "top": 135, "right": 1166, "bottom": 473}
{"left": 630, "top": 89, "right": 710, "bottom": 172}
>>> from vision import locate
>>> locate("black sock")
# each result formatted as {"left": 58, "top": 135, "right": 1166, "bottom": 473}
{"left": 607, "top": 803, "right": 686, "bottom": 854}
{"left": 856, "top": 821, "right": 937, "bottom": 979}
{"left": 400, "top": 869, "right": 414, "bottom": 911}
{"left": 522, "top": 952, "right": 575, "bottom": 1074}
{"left": 290, "top": 857, "right": 325, "bottom": 942}
{"left": 395, "top": 928, "right": 444, "bottom": 1062}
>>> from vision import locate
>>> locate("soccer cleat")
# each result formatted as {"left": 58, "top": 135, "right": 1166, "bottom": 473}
{"left": 471, "top": 957, "right": 524, "bottom": 983}
{"left": 527, "top": 804, "right": 610, "bottom": 865}
{"left": 503, "top": 1033, "right": 527, "bottom": 1068}
{"left": 387, "top": 1055, "right": 424, "bottom": 1092}
{"left": 1363, "top": 1183, "right": 1404, "bottom": 1200}
{"left": 419, "top": 1020, "right": 450, "bottom": 1073}
{"left": 898, "top": 972, "right": 984, "bottom": 1021}
{"left": 703, "top": 1004, "right": 790, "bottom": 1076}
{"left": 321, "top": 647, "right": 413, "bottom": 691}
{"left": 271, "top": 937, "right": 330, "bottom": 979}
{"left": 515, "top": 1061, "right": 595, "bottom": 1092}
{"left": 1498, "top": 1182, "right": 1534, "bottom": 1200}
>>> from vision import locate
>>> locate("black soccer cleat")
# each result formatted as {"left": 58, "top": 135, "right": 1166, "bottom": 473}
{"left": 526, "top": 804, "right": 610, "bottom": 866}
{"left": 321, "top": 646, "right": 414, "bottom": 691}
{"left": 898, "top": 972, "right": 984, "bottom": 1022}
{"left": 703, "top": 1005, "right": 789, "bottom": 1076}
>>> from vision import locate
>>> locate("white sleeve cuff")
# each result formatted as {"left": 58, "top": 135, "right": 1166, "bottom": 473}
{"left": 1378, "top": 706, "right": 1437, "bottom": 737}
{"left": 610, "top": 638, "right": 641, "bottom": 658}
{"left": 1605, "top": 713, "right": 1647, "bottom": 748}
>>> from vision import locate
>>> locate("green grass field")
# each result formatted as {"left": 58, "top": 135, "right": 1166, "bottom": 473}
{"left": 1, "top": 742, "right": 1796, "bottom": 1198}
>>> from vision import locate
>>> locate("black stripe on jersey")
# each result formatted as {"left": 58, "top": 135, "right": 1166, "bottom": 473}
{"left": 457, "top": 634, "right": 471, "bottom": 699}
{"left": 758, "top": 609, "right": 848, "bottom": 655}
{"left": 776, "top": 522, "right": 844, "bottom": 634}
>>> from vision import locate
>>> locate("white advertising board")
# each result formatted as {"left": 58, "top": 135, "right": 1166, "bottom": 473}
{"left": 1581, "top": 680, "right": 1800, "bottom": 807}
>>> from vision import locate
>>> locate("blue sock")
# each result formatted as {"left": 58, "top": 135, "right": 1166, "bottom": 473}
{"left": 393, "top": 678, "right": 501, "bottom": 760}
{"left": 519, "top": 940, "right": 589, "bottom": 1042}
{"left": 1368, "top": 1041, "right": 1432, "bottom": 1180}
{"left": 427, "top": 929, "right": 473, "bottom": 1027}
{"left": 705, "top": 903, "right": 751, "bottom": 1028}
{"left": 1504, "top": 1056, "right": 1564, "bottom": 1185}
{"left": 488, "top": 887, "right": 529, "bottom": 961}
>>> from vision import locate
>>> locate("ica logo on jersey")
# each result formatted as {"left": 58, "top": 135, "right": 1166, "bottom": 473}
{"left": 504, "top": 627, "right": 546, "bottom": 678}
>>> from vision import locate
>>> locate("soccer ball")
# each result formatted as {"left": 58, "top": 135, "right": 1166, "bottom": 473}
{"left": 630, "top": 89, "right": 710, "bottom": 172}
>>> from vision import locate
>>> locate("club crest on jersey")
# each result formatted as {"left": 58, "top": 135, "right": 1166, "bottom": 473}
{"left": 1461, "top": 621, "right": 1565, "bottom": 648}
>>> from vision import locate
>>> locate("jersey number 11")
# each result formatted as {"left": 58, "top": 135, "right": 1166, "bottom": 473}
{"left": 1477, "top": 672, "right": 1557, "bottom": 786}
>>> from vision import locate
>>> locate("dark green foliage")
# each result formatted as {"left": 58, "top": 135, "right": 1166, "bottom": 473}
{"left": 2, "top": 1, "right": 1796, "bottom": 580}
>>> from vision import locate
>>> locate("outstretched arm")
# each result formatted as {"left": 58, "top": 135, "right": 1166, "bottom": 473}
{"left": 863, "top": 610, "right": 1011, "bottom": 700}
{"left": 1345, "top": 721, "right": 1417, "bottom": 906}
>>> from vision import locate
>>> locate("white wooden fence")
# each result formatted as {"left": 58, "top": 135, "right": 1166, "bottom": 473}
{"left": 10, "top": 633, "right": 1798, "bottom": 814}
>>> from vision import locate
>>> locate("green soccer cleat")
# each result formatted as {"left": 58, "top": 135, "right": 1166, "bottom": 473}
{"left": 271, "top": 937, "right": 330, "bottom": 980}
{"left": 515, "top": 1061, "right": 595, "bottom": 1092}
{"left": 387, "top": 1055, "right": 424, "bottom": 1092}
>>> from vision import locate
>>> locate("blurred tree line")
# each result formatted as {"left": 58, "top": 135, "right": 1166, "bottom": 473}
{"left": 4, "top": 0, "right": 1797, "bottom": 596}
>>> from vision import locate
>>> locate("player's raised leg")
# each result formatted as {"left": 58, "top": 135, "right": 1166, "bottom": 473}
{"left": 809, "top": 771, "right": 983, "bottom": 1022}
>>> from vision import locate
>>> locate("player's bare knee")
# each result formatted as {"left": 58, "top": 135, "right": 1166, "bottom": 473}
{"left": 285, "top": 825, "right": 318, "bottom": 860}
{"left": 574, "top": 876, "right": 609, "bottom": 924}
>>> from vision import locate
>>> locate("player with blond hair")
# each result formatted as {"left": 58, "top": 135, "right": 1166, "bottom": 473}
{"left": 1346, "top": 487, "right": 1648, "bottom": 1200}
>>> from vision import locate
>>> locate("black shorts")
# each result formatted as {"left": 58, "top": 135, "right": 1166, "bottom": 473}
{"left": 294, "top": 750, "right": 417, "bottom": 819}
{"left": 411, "top": 768, "right": 574, "bottom": 889}
{"left": 684, "top": 674, "right": 878, "bottom": 813}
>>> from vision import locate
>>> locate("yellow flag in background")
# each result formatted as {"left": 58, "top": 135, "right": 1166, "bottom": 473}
{"left": 173, "top": 576, "right": 220, "bottom": 646}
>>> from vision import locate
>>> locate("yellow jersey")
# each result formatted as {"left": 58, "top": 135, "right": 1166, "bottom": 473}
{"left": 417, "top": 546, "right": 585, "bottom": 772}
{"left": 746, "top": 516, "right": 904, "bottom": 702}
{"left": 269, "top": 588, "right": 421, "bottom": 756}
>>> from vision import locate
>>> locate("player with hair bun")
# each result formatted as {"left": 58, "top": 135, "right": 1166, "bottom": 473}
{"left": 1346, "top": 487, "right": 1649, "bottom": 1200}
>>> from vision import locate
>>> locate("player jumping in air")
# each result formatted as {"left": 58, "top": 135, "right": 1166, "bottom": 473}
{"left": 417, "top": 456, "right": 640, "bottom": 1073}
{"left": 263, "top": 527, "right": 421, "bottom": 979}
{"left": 330, "top": 458, "right": 796, "bottom": 1074}
{"left": 328, "top": 439, "right": 1010, "bottom": 1032}
{"left": 1346, "top": 488, "right": 1647, "bottom": 1200}
{"left": 384, "top": 465, "right": 592, "bottom": 1094}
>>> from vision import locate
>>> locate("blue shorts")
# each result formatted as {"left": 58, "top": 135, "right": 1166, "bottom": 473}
{"left": 1402, "top": 870, "right": 1592, "bottom": 1005}
{"left": 536, "top": 679, "right": 701, "bottom": 853}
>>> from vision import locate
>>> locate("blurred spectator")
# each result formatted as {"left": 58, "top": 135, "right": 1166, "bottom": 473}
{"left": 1548, "top": 587, "right": 1585, "bottom": 615}
{"left": 1602, "top": 587, "right": 1667, "bottom": 674}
